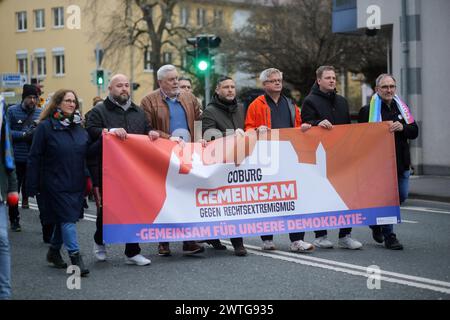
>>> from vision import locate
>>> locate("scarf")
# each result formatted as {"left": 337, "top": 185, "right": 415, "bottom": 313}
{"left": 53, "top": 108, "right": 82, "bottom": 127}
{"left": 0, "top": 97, "right": 15, "bottom": 171}
{"left": 108, "top": 94, "right": 132, "bottom": 111}
{"left": 369, "top": 94, "right": 415, "bottom": 124}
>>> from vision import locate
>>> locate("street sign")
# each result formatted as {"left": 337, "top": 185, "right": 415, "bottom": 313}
{"left": 1, "top": 73, "right": 27, "bottom": 88}
{"left": 0, "top": 91, "right": 16, "bottom": 97}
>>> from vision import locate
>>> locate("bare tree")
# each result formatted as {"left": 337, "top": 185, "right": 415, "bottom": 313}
{"left": 86, "top": 0, "right": 193, "bottom": 89}
{"left": 221, "top": 0, "right": 387, "bottom": 97}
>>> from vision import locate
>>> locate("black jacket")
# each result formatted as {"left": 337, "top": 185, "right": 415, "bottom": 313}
{"left": 301, "top": 83, "right": 351, "bottom": 125}
{"left": 358, "top": 100, "right": 419, "bottom": 174}
{"left": 85, "top": 97, "right": 152, "bottom": 187}
{"left": 202, "top": 94, "right": 245, "bottom": 139}
{"left": 86, "top": 98, "right": 152, "bottom": 140}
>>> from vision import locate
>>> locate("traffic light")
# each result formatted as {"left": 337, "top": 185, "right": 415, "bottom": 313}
{"left": 186, "top": 35, "right": 221, "bottom": 73}
{"left": 208, "top": 36, "right": 221, "bottom": 49}
{"left": 96, "top": 69, "right": 104, "bottom": 86}
{"left": 132, "top": 82, "right": 140, "bottom": 91}
{"left": 197, "top": 47, "right": 210, "bottom": 72}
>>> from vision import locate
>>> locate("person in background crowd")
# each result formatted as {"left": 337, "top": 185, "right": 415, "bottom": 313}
{"left": 179, "top": 77, "right": 193, "bottom": 94}
{"left": 245, "top": 68, "right": 314, "bottom": 253}
{"left": 27, "top": 89, "right": 95, "bottom": 276}
{"left": 358, "top": 73, "right": 418, "bottom": 250}
{"left": 301, "top": 65, "right": 363, "bottom": 250}
{"left": 0, "top": 96, "right": 19, "bottom": 300}
{"left": 7, "top": 84, "right": 42, "bottom": 232}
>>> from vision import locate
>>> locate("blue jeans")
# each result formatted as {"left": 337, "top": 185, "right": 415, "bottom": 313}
{"left": 0, "top": 203, "right": 11, "bottom": 299}
{"left": 50, "top": 222, "right": 80, "bottom": 255}
{"left": 376, "top": 170, "right": 411, "bottom": 238}
{"left": 398, "top": 169, "right": 411, "bottom": 204}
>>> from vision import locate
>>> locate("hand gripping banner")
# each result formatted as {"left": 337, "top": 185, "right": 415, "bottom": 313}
{"left": 103, "top": 122, "right": 400, "bottom": 244}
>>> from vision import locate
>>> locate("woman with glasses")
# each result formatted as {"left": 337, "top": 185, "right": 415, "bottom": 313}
{"left": 26, "top": 89, "right": 97, "bottom": 276}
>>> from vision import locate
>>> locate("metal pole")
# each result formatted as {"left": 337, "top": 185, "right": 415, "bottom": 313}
{"left": 128, "top": 0, "right": 134, "bottom": 100}
{"left": 204, "top": 68, "right": 211, "bottom": 106}
{"left": 95, "top": 43, "right": 100, "bottom": 97}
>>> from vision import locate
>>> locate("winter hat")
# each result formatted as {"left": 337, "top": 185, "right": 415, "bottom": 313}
{"left": 22, "top": 84, "right": 39, "bottom": 100}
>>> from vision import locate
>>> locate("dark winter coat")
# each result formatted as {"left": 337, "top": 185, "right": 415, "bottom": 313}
{"left": 301, "top": 83, "right": 351, "bottom": 125}
{"left": 7, "top": 103, "right": 42, "bottom": 163}
{"left": 26, "top": 118, "right": 93, "bottom": 224}
{"left": 85, "top": 97, "right": 152, "bottom": 188}
{"left": 202, "top": 94, "right": 245, "bottom": 139}
{"left": 0, "top": 117, "right": 18, "bottom": 202}
{"left": 358, "top": 100, "right": 419, "bottom": 174}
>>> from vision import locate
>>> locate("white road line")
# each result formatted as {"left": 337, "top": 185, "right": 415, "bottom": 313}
{"left": 27, "top": 204, "right": 96, "bottom": 222}
{"left": 26, "top": 202, "right": 449, "bottom": 293}
{"left": 401, "top": 219, "right": 419, "bottom": 224}
{"left": 402, "top": 206, "right": 450, "bottom": 215}
{"left": 222, "top": 241, "right": 450, "bottom": 294}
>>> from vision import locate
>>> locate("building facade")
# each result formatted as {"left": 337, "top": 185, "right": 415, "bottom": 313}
{"left": 0, "top": 0, "right": 257, "bottom": 111}
{"left": 334, "top": 0, "right": 450, "bottom": 176}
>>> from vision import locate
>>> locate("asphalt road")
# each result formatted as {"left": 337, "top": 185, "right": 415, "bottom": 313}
{"left": 8, "top": 198, "right": 450, "bottom": 300}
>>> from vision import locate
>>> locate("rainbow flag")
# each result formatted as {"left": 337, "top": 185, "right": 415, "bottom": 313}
{"left": 369, "top": 94, "right": 415, "bottom": 124}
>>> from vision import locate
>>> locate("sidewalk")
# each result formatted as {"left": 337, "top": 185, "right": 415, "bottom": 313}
{"left": 408, "top": 175, "right": 450, "bottom": 203}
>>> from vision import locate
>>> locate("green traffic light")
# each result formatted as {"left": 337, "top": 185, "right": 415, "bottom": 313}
{"left": 197, "top": 60, "right": 209, "bottom": 71}
{"left": 96, "top": 70, "right": 105, "bottom": 86}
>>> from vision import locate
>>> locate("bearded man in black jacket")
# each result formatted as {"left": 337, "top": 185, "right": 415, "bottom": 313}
{"left": 301, "top": 65, "right": 363, "bottom": 250}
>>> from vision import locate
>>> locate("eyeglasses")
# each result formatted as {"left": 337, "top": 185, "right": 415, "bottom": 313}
{"left": 265, "top": 79, "right": 282, "bottom": 84}
{"left": 380, "top": 85, "right": 396, "bottom": 90}
{"left": 63, "top": 99, "right": 77, "bottom": 104}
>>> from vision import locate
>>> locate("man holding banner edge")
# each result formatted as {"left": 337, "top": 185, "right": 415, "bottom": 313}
{"left": 358, "top": 73, "right": 419, "bottom": 250}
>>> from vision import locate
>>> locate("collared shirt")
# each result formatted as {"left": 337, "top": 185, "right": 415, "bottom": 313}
{"left": 265, "top": 94, "right": 292, "bottom": 129}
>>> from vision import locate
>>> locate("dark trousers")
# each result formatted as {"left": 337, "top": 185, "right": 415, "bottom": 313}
{"left": 94, "top": 206, "right": 141, "bottom": 257}
{"left": 230, "top": 237, "right": 244, "bottom": 248}
{"left": 36, "top": 194, "right": 55, "bottom": 243}
{"left": 8, "top": 162, "right": 28, "bottom": 223}
{"left": 315, "top": 228, "right": 352, "bottom": 238}
{"left": 261, "top": 232, "right": 305, "bottom": 242}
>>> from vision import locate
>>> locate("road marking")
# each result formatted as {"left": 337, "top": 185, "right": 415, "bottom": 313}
{"left": 401, "top": 219, "right": 419, "bottom": 224}
{"left": 27, "top": 201, "right": 448, "bottom": 293}
{"left": 27, "top": 204, "right": 97, "bottom": 221}
{"left": 402, "top": 206, "right": 450, "bottom": 215}
{"left": 222, "top": 241, "right": 450, "bottom": 295}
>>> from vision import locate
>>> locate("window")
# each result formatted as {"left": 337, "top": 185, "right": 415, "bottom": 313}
{"left": 17, "top": 58, "right": 28, "bottom": 75}
{"left": 36, "top": 56, "right": 46, "bottom": 77}
{"left": 213, "top": 9, "right": 223, "bottom": 27}
{"left": 181, "top": 54, "right": 188, "bottom": 70}
{"left": 53, "top": 48, "right": 65, "bottom": 76}
{"left": 16, "top": 11, "right": 27, "bottom": 31}
{"left": 52, "top": 7, "right": 64, "bottom": 28}
{"left": 34, "top": 9, "right": 45, "bottom": 29}
{"left": 163, "top": 52, "right": 172, "bottom": 64}
{"left": 197, "top": 8, "right": 206, "bottom": 27}
{"left": 179, "top": 6, "right": 190, "bottom": 26}
{"left": 34, "top": 49, "right": 46, "bottom": 77}
{"left": 144, "top": 48, "right": 153, "bottom": 71}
